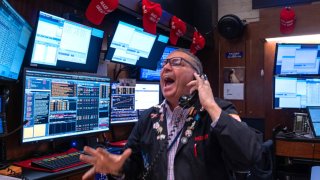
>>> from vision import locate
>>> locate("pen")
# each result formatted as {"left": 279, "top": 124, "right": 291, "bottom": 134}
{"left": 194, "top": 143, "right": 198, "bottom": 157}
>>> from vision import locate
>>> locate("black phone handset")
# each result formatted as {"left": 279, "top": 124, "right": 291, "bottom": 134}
{"left": 179, "top": 73, "right": 207, "bottom": 110}
{"left": 178, "top": 91, "right": 200, "bottom": 110}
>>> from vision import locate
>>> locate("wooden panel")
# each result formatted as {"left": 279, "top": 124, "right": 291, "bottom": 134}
{"left": 219, "top": 37, "right": 246, "bottom": 67}
{"left": 218, "top": 37, "right": 246, "bottom": 117}
{"left": 313, "top": 143, "right": 320, "bottom": 160}
{"left": 245, "top": 39, "right": 265, "bottom": 118}
{"left": 276, "top": 140, "right": 314, "bottom": 159}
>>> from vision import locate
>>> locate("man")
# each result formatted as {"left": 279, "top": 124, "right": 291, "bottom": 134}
{"left": 80, "top": 49, "right": 263, "bottom": 180}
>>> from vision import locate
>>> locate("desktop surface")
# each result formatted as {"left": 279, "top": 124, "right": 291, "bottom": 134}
{"left": 22, "top": 163, "right": 90, "bottom": 180}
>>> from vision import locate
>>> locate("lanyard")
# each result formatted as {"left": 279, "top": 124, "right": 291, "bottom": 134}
{"left": 167, "top": 127, "right": 184, "bottom": 151}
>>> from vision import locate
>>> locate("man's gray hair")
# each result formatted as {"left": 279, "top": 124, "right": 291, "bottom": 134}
{"left": 172, "top": 48, "right": 203, "bottom": 74}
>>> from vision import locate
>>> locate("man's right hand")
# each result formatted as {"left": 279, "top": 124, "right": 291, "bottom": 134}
{"left": 80, "top": 146, "right": 132, "bottom": 180}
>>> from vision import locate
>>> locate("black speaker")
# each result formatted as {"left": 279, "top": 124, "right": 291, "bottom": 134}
{"left": 218, "top": 14, "right": 245, "bottom": 40}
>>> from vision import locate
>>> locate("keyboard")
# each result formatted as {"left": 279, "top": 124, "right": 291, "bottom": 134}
{"left": 31, "top": 151, "right": 85, "bottom": 170}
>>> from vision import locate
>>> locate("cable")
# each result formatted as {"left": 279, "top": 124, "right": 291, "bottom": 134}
{"left": 0, "top": 120, "right": 28, "bottom": 138}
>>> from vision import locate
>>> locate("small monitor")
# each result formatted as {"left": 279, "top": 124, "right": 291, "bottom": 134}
{"left": 139, "top": 46, "right": 178, "bottom": 81}
{"left": 0, "top": 116, "right": 4, "bottom": 135}
{"left": 0, "top": 96, "right": 4, "bottom": 135}
{"left": 110, "top": 82, "right": 138, "bottom": 124}
{"left": 274, "top": 43, "right": 320, "bottom": 75}
{"left": 105, "top": 21, "right": 168, "bottom": 70}
{"left": 135, "top": 82, "right": 161, "bottom": 111}
{"left": 307, "top": 106, "right": 320, "bottom": 138}
{"left": 273, "top": 76, "right": 320, "bottom": 109}
{"left": 21, "top": 68, "right": 111, "bottom": 143}
{"left": 0, "top": 0, "right": 32, "bottom": 81}
{"left": 29, "top": 11, "right": 104, "bottom": 73}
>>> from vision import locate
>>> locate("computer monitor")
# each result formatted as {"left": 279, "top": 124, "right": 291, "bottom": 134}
{"left": 29, "top": 11, "right": 104, "bottom": 73}
{"left": 139, "top": 46, "right": 178, "bottom": 81}
{"left": 135, "top": 82, "right": 161, "bottom": 112}
{"left": 0, "top": 117, "right": 4, "bottom": 135}
{"left": 110, "top": 82, "right": 138, "bottom": 124}
{"left": 273, "top": 76, "right": 320, "bottom": 109}
{"left": 105, "top": 21, "right": 168, "bottom": 70}
{"left": 21, "top": 68, "right": 111, "bottom": 143}
{"left": 0, "top": 96, "right": 4, "bottom": 135}
{"left": 0, "top": 0, "right": 32, "bottom": 81}
{"left": 274, "top": 43, "right": 320, "bottom": 75}
{"left": 307, "top": 106, "right": 320, "bottom": 138}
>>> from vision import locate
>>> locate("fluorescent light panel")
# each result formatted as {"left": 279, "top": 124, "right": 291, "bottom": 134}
{"left": 265, "top": 34, "right": 320, "bottom": 43}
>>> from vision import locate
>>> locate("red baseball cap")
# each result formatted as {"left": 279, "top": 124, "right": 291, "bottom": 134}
{"left": 169, "top": 16, "right": 187, "bottom": 45}
{"left": 85, "top": 0, "right": 119, "bottom": 25}
{"left": 142, "top": 0, "right": 162, "bottom": 34}
{"left": 190, "top": 31, "right": 205, "bottom": 54}
{"left": 280, "top": 7, "right": 296, "bottom": 34}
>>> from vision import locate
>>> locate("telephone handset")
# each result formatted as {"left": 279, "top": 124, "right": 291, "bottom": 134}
{"left": 179, "top": 73, "right": 207, "bottom": 110}
{"left": 178, "top": 91, "right": 199, "bottom": 109}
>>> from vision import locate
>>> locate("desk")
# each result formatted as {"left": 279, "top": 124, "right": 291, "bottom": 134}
{"left": 275, "top": 134, "right": 320, "bottom": 179}
{"left": 276, "top": 136, "right": 320, "bottom": 159}
{"left": 22, "top": 164, "right": 91, "bottom": 180}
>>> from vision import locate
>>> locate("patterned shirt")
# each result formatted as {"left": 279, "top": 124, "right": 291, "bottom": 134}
{"left": 164, "top": 102, "right": 189, "bottom": 180}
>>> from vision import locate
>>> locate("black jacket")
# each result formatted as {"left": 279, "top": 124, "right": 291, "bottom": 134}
{"left": 123, "top": 98, "right": 263, "bottom": 180}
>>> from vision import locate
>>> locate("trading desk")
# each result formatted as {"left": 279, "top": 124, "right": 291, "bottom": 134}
{"left": 275, "top": 133, "right": 320, "bottom": 179}
{"left": 276, "top": 134, "right": 320, "bottom": 159}
{"left": 21, "top": 164, "right": 91, "bottom": 180}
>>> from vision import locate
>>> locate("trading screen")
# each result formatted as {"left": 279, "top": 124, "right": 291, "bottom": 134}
{"left": 274, "top": 76, "right": 320, "bottom": 108}
{"left": 22, "top": 69, "right": 110, "bottom": 143}
{"left": 110, "top": 83, "right": 138, "bottom": 124}
{"left": 275, "top": 44, "right": 320, "bottom": 75}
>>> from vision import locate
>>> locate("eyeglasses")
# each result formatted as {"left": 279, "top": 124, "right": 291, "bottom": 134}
{"left": 161, "top": 57, "right": 199, "bottom": 72}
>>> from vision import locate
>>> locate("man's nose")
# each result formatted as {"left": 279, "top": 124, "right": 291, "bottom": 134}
{"left": 162, "top": 62, "right": 173, "bottom": 71}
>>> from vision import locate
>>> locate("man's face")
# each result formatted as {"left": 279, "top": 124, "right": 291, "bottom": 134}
{"left": 160, "top": 51, "right": 198, "bottom": 106}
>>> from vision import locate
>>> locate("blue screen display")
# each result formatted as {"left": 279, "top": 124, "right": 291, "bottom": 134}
{"left": 274, "top": 76, "right": 320, "bottom": 109}
{"left": 140, "top": 46, "right": 178, "bottom": 81}
{"left": 274, "top": 43, "right": 320, "bottom": 75}
{"left": 0, "top": 0, "right": 32, "bottom": 80}
{"left": 106, "top": 21, "right": 168, "bottom": 70}
{"left": 22, "top": 69, "right": 111, "bottom": 143}
{"left": 0, "top": 117, "right": 3, "bottom": 134}
{"left": 30, "top": 11, "right": 104, "bottom": 73}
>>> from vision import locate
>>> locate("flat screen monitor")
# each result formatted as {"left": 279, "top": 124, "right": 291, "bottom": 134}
{"left": 0, "top": 0, "right": 32, "bottom": 81}
{"left": 135, "top": 82, "right": 161, "bottom": 111}
{"left": 0, "top": 117, "right": 4, "bottom": 135}
{"left": 307, "top": 106, "right": 320, "bottom": 138}
{"left": 0, "top": 96, "right": 4, "bottom": 134}
{"left": 274, "top": 43, "right": 320, "bottom": 75}
{"left": 139, "top": 46, "right": 178, "bottom": 81}
{"left": 110, "top": 82, "right": 138, "bottom": 124}
{"left": 105, "top": 21, "right": 168, "bottom": 70}
{"left": 29, "top": 11, "right": 104, "bottom": 73}
{"left": 273, "top": 76, "right": 320, "bottom": 109}
{"left": 21, "top": 68, "right": 111, "bottom": 143}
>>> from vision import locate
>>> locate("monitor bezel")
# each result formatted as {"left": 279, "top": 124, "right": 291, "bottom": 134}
{"left": 273, "top": 43, "right": 320, "bottom": 76}
{"left": 20, "top": 67, "right": 111, "bottom": 144}
{"left": 138, "top": 46, "right": 179, "bottom": 82}
{"left": 273, "top": 75, "right": 320, "bottom": 109}
{"left": 0, "top": 0, "right": 33, "bottom": 82}
{"left": 105, "top": 20, "right": 168, "bottom": 70}
{"left": 135, "top": 81, "right": 162, "bottom": 110}
{"left": 109, "top": 81, "right": 138, "bottom": 125}
{"left": 306, "top": 106, "right": 320, "bottom": 138}
{"left": 28, "top": 11, "right": 104, "bottom": 73}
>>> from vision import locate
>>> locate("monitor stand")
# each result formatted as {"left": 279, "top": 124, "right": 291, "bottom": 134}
{"left": 52, "top": 136, "right": 102, "bottom": 153}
